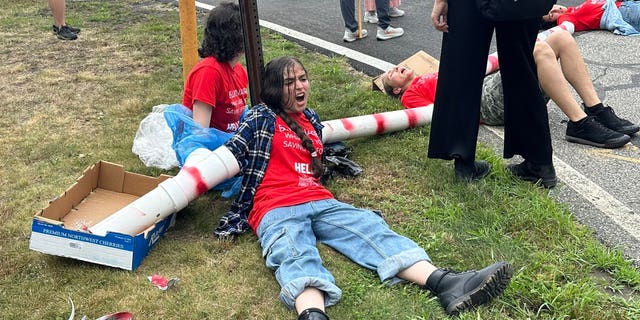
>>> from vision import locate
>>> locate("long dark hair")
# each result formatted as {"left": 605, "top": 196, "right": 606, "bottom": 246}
{"left": 198, "top": 2, "right": 244, "bottom": 62}
{"left": 261, "top": 57, "right": 324, "bottom": 178}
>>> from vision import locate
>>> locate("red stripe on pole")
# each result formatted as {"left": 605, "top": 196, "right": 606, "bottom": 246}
{"left": 340, "top": 118, "right": 355, "bottom": 131}
{"left": 406, "top": 108, "right": 420, "bottom": 128}
{"left": 373, "top": 113, "right": 386, "bottom": 134}
{"left": 183, "top": 166, "right": 209, "bottom": 196}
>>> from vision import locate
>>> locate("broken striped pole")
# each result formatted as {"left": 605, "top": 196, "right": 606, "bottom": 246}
{"left": 88, "top": 106, "right": 434, "bottom": 236}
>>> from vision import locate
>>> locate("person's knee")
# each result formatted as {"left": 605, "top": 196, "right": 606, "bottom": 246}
{"left": 533, "top": 41, "right": 555, "bottom": 63}
{"left": 544, "top": 29, "right": 575, "bottom": 54}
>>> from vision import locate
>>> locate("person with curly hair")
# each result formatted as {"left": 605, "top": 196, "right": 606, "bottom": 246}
{"left": 182, "top": 2, "right": 249, "bottom": 132}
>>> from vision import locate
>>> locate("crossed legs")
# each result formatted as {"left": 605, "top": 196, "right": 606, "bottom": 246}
{"left": 534, "top": 30, "right": 599, "bottom": 121}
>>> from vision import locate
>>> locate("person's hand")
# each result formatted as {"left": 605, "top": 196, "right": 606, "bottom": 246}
{"left": 431, "top": 0, "right": 448, "bottom": 32}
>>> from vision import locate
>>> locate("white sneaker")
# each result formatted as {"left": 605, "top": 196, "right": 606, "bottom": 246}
{"left": 364, "top": 11, "right": 378, "bottom": 24}
{"left": 389, "top": 7, "right": 405, "bottom": 17}
{"left": 376, "top": 26, "right": 404, "bottom": 40}
{"left": 343, "top": 28, "right": 368, "bottom": 42}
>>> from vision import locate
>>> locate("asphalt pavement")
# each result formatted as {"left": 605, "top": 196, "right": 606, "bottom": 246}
{"left": 189, "top": 0, "right": 640, "bottom": 265}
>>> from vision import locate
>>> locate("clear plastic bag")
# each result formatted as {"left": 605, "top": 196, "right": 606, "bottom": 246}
{"left": 131, "top": 104, "right": 179, "bottom": 170}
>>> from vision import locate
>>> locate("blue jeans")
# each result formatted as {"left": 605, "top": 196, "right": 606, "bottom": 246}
{"left": 620, "top": 1, "right": 640, "bottom": 32}
{"left": 256, "top": 199, "right": 431, "bottom": 309}
{"left": 339, "top": 0, "right": 391, "bottom": 31}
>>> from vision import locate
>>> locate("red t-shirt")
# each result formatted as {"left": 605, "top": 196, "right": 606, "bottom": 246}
{"left": 182, "top": 56, "right": 249, "bottom": 132}
{"left": 400, "top": 73, "right": 439, "bottom": 109}
{"left": 557, "top": 0, "right": 621, "bottom": 31}
{"left": 248, "top": 113, "right": 333, "bottom": 231}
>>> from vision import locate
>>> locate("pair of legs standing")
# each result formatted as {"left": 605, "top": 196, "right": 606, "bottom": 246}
{"left": 339, "top": 0, "right": 404, "bottom": 42}
{"left": 429, "top": 0, "right": 556, "bottom": 188}
{"left": 48, "top": 0, "right": 80, "bottom": 40}
{"left": 363, "top": 0, "right": 404, "bottom": 24}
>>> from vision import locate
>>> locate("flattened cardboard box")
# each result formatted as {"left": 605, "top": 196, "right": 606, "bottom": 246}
{"left": 372, "top": 50, "right": 440, "bottom": 92}
{"left": 29, "top": 161, "right": 174, "bottom": 270}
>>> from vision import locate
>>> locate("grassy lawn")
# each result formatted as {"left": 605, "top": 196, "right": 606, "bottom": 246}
{"left": 1, "top": 0, "right": 640, "bottom": 319}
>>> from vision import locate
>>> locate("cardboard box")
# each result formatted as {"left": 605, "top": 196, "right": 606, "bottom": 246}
{"left": 372, "top": 50, "right": 440, "bottom": 92}
{"left": 29, "top": 161, "right": 174, "bottom": 270}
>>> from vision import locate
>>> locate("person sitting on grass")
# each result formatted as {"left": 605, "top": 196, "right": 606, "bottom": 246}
{"left": 182, "top": 2, "right": 248, "bottom": 133}
{"left": 382, "top": 29, "right": 639, "bottom": 149}
{"left": 168, "top": 2, "right": 249, "bottom": 196}
{"left": 541, "top": 0, "right": 640, "bottom": 35}
{"left": 214, "top": 56, "right": 514, "bottom": 319}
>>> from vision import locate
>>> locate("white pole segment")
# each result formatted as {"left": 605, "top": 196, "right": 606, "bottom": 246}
{"left": 322, "top": 105, "right": 433, "bottom": 144}
{"left": 89, "top": 146, "right": 239, "bottom": 236}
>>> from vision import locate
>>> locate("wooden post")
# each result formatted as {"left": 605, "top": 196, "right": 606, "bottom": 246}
{"left": 178, "top": 0, "right": 200, "bottom": 83}
{"left": 357, "top": 0, "right": 363, "bottom": 38}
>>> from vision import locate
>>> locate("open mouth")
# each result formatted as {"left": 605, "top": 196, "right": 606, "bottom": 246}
{"left": 296, "top": 93, "right": 305, "bottom": 102}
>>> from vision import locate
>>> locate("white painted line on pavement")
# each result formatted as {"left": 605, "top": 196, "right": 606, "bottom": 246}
{"left": 485, "top": 126, "right": 639, "bottom": 240}
{"left": 194, "top": 1, "right": 395, "bottom": 72}
{"left": 195, "top": 1, "right": 213, "bottom": 11}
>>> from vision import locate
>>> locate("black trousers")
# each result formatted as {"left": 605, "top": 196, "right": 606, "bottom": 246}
{"left": 427, "top": 0, "right": 553, "bottom": 165}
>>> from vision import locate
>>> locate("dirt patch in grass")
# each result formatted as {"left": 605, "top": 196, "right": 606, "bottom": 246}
{"left": 0, "top": 0, "right": 185, "bottom": 231}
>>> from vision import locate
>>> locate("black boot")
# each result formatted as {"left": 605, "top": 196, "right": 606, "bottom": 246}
{"left": 297, "top": 308, "right": 330, "bottom": 320}
{"left": 506, "top": 160, "right": 557, "bottom": 189}
{"left": 454, "top": 158, "right": 491, "bottom": 182}
{"left": 425, "top": 261, "right": 513, "bottom": 316}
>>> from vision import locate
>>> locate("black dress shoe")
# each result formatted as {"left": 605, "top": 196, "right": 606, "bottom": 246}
{"left": 506, "top": 160, "right": 557, "bottom": 189}
{"left": 454, "top": 159, "right": 491, "bottom": 182}
{"left": 298, "top": 308, "right": 330, "bottom": 320}
{"left": 426, "top": 261, "right": 514, "bottom": 315}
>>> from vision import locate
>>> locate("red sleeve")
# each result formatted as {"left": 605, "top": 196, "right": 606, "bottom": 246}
{"left": 189, "top": 65, "right": 220, "bottom": 108}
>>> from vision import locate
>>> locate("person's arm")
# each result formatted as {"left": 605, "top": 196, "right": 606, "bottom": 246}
{"left": 193, "top": 100, "right": 213, "bottom": 128}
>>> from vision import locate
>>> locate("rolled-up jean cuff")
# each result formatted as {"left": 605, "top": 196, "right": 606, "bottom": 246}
{"left": 377, "top": 247, "right": 431, "bottom": 285}
{"left": 279, "top": 276, "right": 343, "bottom": 309}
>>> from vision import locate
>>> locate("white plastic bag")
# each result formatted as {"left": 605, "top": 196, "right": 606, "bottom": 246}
{"left": 131, "top": 104, "right": 179, "bottom": 170}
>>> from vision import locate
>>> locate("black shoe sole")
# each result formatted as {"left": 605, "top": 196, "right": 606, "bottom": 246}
{"left": 445, "top": 262, "right": 514, "bottom": 316}
{"left": 56, "top": 34, "right": 77, "bottom": 40}
{"left": 618, "top": 126, "right": 640, "bottom": 136}
{"left": 565, "top": 134, "right": 630, "bottom": 149}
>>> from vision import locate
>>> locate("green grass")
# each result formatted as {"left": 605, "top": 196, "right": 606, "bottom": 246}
{"left": 1, "top": 0, "right": 640, "bottom": 319}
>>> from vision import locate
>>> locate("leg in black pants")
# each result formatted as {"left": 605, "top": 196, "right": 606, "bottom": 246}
{"left": 427, "top": 0, "right": 494, "bottom": 180}
{"left": 496, "top": 19, "right": 552, "bottom": 164}
{"left": 496, "top": 19, "right": 557, "bottom": 188}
